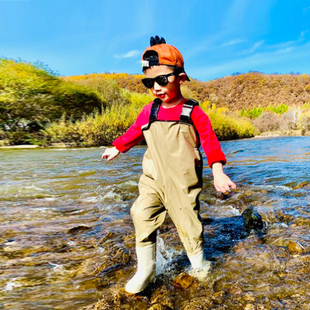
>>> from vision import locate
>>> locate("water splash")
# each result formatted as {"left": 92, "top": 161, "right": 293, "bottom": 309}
{"left": 156, "top": 236, "right": 179, "bottom": 275}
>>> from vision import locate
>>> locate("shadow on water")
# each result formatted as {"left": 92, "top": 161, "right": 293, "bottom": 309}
{"left": 203, "top": 207, "right": 265, "bottom": 261}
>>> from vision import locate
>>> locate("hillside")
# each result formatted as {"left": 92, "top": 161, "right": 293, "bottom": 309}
{"left": 63, "top": 72, "right": 310, "bottom": 110}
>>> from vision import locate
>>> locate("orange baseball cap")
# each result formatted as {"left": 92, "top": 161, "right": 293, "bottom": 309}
{"left": 141, "top": 36, "right": 190, "bottom": 80}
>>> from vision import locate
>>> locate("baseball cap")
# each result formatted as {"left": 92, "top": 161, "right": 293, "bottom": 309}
{"left": 141, "top": 36, "right": 190, "bottom": 81}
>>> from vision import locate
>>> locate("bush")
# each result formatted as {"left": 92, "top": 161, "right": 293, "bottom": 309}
{"left": 240, "top": 104, "right": 289, "bottom": 119}
{"left": 297, "top": 111, "right": 310, "bottom": 131}
{"left": 279, "top": 107, "right": 301, "bottom": 131}
{"left": 42, "top": 92, "right": 153, "bottom": 146}
{"left": 201, "top": 103, "right": 258, "bottom": 140}
{"left": 253, "top": 111, "right": 280, "bottom": 132}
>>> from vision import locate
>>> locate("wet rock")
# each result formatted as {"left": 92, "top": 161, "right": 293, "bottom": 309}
{"left": 150, "top": 285, "right": 175, "bottom": 309}
{"left": 180, "top": 297, "right": 213, "bottom": 310}
{"left": 290, "top": 217, "right": 310, "bottom": 228}
{"left": 173, "top": 272, "right": 197, "bottom": 289}
{"left": 243, "top": 293, "right": 255, "bottom": 302}
{"left": 244, "top": 304, "right": 255, "bottom": 310}
{"left": 293, "top": 181, "right": 309, "bottom": 190}
{"left": 80, "top": 297, "right": 111, "bottom": 310}
{"left": 67, "top": 225, "right": 91, "bottom": 234}
{"left": 286, "top": 254, "right": 310, "bottom": 274}
{"left": 148, "top": 304, "right": 172, "bottom": 310}
{"left": 98, "top": 232, "right": 116, "bottom": 245}
{"left": 242, "top": 206, "right": 264, "bottom": 232}
{"left": 228, "top": 285, "right": 243, "bottom": 296}
{"left": 287, "top": 241, "right": 304, "bottom": 255}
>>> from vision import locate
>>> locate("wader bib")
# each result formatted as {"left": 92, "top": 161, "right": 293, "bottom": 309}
{"left": 131, "top": 99, "right": 204, "bottom": 256}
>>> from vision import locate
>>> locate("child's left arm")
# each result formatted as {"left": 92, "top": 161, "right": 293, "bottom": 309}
{"left": 212, "top": 162, "right": 237, "bottom": 193}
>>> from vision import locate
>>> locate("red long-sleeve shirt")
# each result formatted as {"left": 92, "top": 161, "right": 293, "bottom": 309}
{"left": 113, "top": 100, "right": 226, "bottom": 167}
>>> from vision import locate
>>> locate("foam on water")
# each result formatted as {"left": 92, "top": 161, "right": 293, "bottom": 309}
{"left": 81, "top": 196, "right": 99, "bottom": 203}
{"left": 5, "top": 278, "right": 23, "bottom": 291}
{"left": 187, "top": 261, "right": 212, "bottom": 281}
{"left": 102, "top": 191, "right": 122, "bottom": 201}
{"left": 259, "top": 184, "right": 291, "bottom": 191}
{"left": 48, "top": 262, "right": 66, "bottom": 274}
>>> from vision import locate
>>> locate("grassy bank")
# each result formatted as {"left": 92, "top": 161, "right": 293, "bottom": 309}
{"left": 41, "top": 101, "right": 258, "bottom": 147}
{"left": 1, "top": 60, "right": 310, "bottom": 146}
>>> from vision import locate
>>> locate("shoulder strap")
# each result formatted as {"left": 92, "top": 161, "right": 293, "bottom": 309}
{"left": 180, "top": 99, "right": 199, "bottom": 123}
{"left": 149, "top": 98, "right": 162, "bottom": 123}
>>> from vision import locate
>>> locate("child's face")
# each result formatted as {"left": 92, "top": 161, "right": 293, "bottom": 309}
{"left": 144, "top": 65, "right": 185, "bottom": 104}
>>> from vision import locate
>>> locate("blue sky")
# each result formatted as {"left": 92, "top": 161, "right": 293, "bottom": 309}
{"left": 1, "top": 0, "right": 310, "bottom": 81}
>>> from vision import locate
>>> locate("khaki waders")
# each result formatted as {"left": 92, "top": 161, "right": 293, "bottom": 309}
{"left": 131, "top": 99, "right": 204, "bottom": 257}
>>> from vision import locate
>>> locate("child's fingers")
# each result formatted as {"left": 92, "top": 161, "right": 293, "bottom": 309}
{"left": 106, "top": 154, "right": 115, "bottom": 161}
{"left": 229, "top": 180, "right": 237, "bottom": 189}
{"left": 215, "top": 181, "right": 236, "bottom": 193}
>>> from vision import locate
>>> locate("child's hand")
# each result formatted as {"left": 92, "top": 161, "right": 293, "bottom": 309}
{"left": 102, "top": 147, "right": 120, "bottom": 161}
{"left": 213, "top": 172, "right": 236, "bottom": 193}
{"left": 212, "top": 162, "right": 237, "bottom": 193}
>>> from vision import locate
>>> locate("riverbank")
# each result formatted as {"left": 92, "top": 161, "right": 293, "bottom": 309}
{"left": 1, "top": 130, "right": 310, "bottom": 149}
{"left": 255, "top": 129, "right": 310, "bottom": 138}
{"left": 0, "top": 142, "right": 81, "bottom": 149}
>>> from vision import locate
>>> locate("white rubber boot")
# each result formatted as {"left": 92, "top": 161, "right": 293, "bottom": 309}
{"left": 125, "top": 244, "right": 156, "bottom": 294}
{"left": 188, "top": 251, "right": 211, "bottom": 279}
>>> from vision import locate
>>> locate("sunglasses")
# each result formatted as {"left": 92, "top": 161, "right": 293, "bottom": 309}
{"left": 141, "top": 72, "right": 176, "bottom": 89}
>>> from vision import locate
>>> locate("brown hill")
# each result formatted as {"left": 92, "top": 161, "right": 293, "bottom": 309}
{"left": 63, "top": 72, "right": 310, "bottom": 110}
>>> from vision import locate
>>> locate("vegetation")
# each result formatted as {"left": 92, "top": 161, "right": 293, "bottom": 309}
{"left": 0, "top": 59, "right": 104, "bottom": 144}
{"left": 240, "top": 103, "right": 289, "bottom": 118}
{"left": 64, "top": 72, "right": 310, "bottom": 110}
{"left": 201, "top": 102, "right": 257, "bottom": 140}
{"left": 42, "top": 91, "right": 153, "bottom": 147}
{"left": 1, "top": 60, "right": 310, "bottom": 146}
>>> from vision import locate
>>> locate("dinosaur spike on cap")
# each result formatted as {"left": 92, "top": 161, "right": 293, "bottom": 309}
{"left": 142, "top": 36, "right": 190, "bottom": 81}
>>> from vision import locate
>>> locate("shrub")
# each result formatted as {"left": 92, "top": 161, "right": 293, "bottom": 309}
{"left": 240, "top": 103, "right": 289, "bottom": 119}
{"left": 297, "top": 111, "right": 310, "bottom": 131}
{"left": 42, "top": 92, "right": 153, "bottom": 146}
{"left": 202, "top": 104, "right": 257, "bottom": 140}
{"left": 278, "top": 107, "right": 301, "bottom": 131}
{"left": 253, "top": 111, "right": 280, "bottom": 132}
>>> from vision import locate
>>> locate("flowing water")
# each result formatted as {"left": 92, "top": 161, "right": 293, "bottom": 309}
{"left": 0, "top": 137, "right": 310, "bottom": 310}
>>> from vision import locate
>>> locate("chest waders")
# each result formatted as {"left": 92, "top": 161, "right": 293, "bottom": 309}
{"left": 126, "top": 99, "right": 210, "bottom": 294}
{"left": 131, "top": 98, "right": 204, "bottom": 256}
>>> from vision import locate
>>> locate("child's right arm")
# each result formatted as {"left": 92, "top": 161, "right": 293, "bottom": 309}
{"left": 101, "top": 103, "right": 153, "bottom": 161}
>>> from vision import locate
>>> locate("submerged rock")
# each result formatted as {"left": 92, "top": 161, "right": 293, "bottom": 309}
{"left": 287, "top": 240, "right": 304, "bottom": 255}
{"left": 172, "top": 273, "right": 196, "bottom": 289}
{"left": 67, "top": 225, "right": 92, "bottom": 234}
{"left": 148, "top": 304, "right": 172, "bottom": 310}
{"left": 293, "top": 181, "right": 309, "bottom": 190}
{"left": 150, "top": 284, "right": 175, "bottom": 309}
{"left": 242, "top": 206, "right": 264, "bottom": 232}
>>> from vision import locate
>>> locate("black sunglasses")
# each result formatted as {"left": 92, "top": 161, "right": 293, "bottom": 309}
{"left": 141, "top": 72, "right": 176, "bottom": 89}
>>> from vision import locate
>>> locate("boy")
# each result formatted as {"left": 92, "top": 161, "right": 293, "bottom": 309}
{"left": 102, "top": 36, "right": 236, "bottom": 294}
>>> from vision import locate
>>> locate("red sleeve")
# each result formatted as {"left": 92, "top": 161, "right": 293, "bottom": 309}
{"left": 191, "top": 106, "right": 227, "bottom": 168}
{"left": 112, "top": 103, "right": 152, "bottom": 153}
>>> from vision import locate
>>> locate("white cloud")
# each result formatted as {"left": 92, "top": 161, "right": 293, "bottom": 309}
{"left": 114, "top": 50, "right": 140, "bottom": 59}
{"left": 276, "top": 47, "right": 294, "bottom": 54}
{"left": 242, "top": 40, "right": 264, "bottom": 54}
{"left": 222, "top": 39, "right": 244, "bottom": 47}
{"left": 300, "top": 30, "right": 309, "bottom": 38}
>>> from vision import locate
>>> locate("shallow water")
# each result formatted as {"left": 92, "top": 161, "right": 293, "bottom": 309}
{"left": 0, "top": 137, "right": 310, "bottom": 309}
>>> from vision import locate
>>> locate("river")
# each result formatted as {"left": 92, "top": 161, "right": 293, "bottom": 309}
{"left": 0, "top": 136, "right": 309, "bottom": 310}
